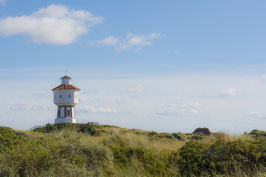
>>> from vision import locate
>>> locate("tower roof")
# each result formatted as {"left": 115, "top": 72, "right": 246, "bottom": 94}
{"left": 52, "top": 84, "right": 80, "bottom": 91}
{"left": 61, "top": 75, "right": 72, "bottom": 80}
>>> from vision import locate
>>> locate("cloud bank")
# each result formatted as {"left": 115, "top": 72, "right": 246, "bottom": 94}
{"left": 0, "top": 4, "right": 103, "bottom": 45}
{"left": 219, "top": 88, "right": 237, "bottom": 97}
{"left": 1, "top": 68, "right": 266, "bottom": 133}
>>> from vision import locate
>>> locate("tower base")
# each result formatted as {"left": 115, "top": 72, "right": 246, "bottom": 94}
{"left": 55, "top": 118, "right": 76, "bottom": 124}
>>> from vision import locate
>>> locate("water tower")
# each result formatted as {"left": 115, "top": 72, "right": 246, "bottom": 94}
{"left": 52, "top": 75, "right": 80, "bottom": 124}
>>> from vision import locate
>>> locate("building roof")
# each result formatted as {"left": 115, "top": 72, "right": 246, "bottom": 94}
{"left": 52, "top": 84, "right": 80, "bottom": 91}
{"left": 61, "top": 75, "right": 72, "bottom": 80}
{"left": 193, "top": 127, "right": 212, "bottom": 135}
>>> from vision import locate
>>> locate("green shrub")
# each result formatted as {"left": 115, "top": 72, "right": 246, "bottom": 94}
{"left": 155, "top": 133, "right": 174, "bottom": 139}
{"left": 83, "top": 145, "right": 113, "bottom": 170}
{"left": 178, "top": 140, "right": 209, "bottom": 176}
{"left": 149, "top": 131, "right": 174, "bottom": 139}
{"left": 0, "top": 138, "right": 60, "bottom": 176}
{"left": 112, "top": 145, "right": 168, "bottom": 176}
{"left": 148, "top": 131, "right": 158, "bottom": 136}
{"left": 33, "top": 123, "right": 99, "bottom": 136}
{"left": 213, "top": 132, "right": 229, "bottom": 141}
{"left": 177, "top": 139, "right": 266, "bottom": 176}
{"left": 190, "top": 133, "right": 205, "bottom": 140}
{"left": 0, "top": 127, "right": 23, "bottom": 153}
{"left": 250, "top": 129, "right": 266, "bottom": 137}
{"left": 78, "top": 124, "right": 99, "bottom": 135}
{"left": 0, "top": 125, "right": 265, "bottom": 176}
{"left": 172, "top": 132, "right": 187, "bottom": 141}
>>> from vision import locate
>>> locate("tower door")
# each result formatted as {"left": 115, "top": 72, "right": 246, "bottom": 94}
{"left": 66, "top": 107, "right": 71, "bottom": 117}
{"left": 60, "top": 107, "right": 65, "bottom": 117}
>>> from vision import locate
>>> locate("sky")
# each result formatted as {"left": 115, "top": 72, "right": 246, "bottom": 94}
{"left": 0, "top": 0, "right": 266, "bottom": 133}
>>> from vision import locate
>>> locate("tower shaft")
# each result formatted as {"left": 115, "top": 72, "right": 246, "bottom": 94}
{"left": 55, "top": 106, "right": 76, "bottom": 123}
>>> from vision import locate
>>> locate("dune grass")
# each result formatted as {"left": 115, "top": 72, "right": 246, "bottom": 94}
{"left": 0, "top": 123, "right": 265, "bottom": 177}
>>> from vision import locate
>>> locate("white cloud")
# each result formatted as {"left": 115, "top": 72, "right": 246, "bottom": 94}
{"left": 127, "top": 85, "right": 144, "bottom": 93}
{"left": 245, "top": 112, "right": 266, "bottom": 119}
{"left": 10, "top": 103, "right": 27, "bottom": 111}
{"left": 149, "top": 33, "right": 161, "bottom": 39}
{"left": 0, "top": 4, "right": 103, "bottom": 45}
{"left": 90, "top": 33, "right": 161, "bottom": 51}
{"left": 117, "top": 33, "right": 161, "bottom": 51}
{"left": 156, "top": 102, "right": 201, "bottom": 116}
{"left": 219, "top": 88, "right": 237, "bottom": 97}
{"left": 80, "top": 105, "right": 119, "bottom": 113}
{"left": 100, "top": 36, "right": 120, "bottom": 46}
{"left": 0, "top": 0, "right": 6, "bottom": 5}
{"left": 127, "top": 33, "right": 151, "bottom": 46}
{"left": 1, "top": 69, "right": 266, "bottom": 132}
{"left": 246, "top": 112, "right": 262, "bottom": 118}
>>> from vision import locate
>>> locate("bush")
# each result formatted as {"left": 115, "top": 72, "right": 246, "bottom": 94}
{"left": 0, "top": 138, "right": 61, "bottom": 176}
{"left": 0, "top": 127, "right": 23, "bottom": 153}
{"left": 250, "top": 129, "right": 266, "bottom": 137}
{"left": 83, "top": 145, "right": 113, "bottom": 171}
{"left": 148, "top": 131, "right": 158, "bottom": 136}
{"left": 149, "top": 131, "right": 174, "bottom": 139}
{"left": 33, "top": 123, "right": 99, "bottom": 136}
{"left": 176, "top": 139, "right": 266, "bottom": 176}
{"left": 190, "top": 133, "right": 205, "bottom": 140}
{"left": 172, "top": 132, "right": 187, "bottom": 141}
{"left": 1, "top": 125, "right": 265, "bottom": 176}
{"left": 213, "top": 132, "right": 229, "bottom": 141}
{"left": 177, "top": 140, "right": 209, "bottom": 176}
{"left": 156, "top": 133, "right": 174, "bottom": 139}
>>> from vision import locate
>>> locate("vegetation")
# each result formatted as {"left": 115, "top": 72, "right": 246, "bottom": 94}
{"left": 0, "top": 123, "right": 265, "bottom": 177}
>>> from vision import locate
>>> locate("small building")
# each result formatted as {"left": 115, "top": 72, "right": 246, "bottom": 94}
{"left": 193, "top": 127, "right": 212, "bottom": 135}
{"left": 52, "top": 75, "right": 80, "bottom": 124}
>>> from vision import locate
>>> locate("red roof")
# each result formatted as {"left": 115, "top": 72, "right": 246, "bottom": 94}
{"left": 52, "top": 84, "right": 80, "bottom": 91}
{"left": 193, "top": 128, "right": 212, "bottom": 135}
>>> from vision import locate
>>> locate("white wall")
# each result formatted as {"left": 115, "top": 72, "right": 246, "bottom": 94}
{"left": 54, "top": 90, "right": 79, "bottom": 105}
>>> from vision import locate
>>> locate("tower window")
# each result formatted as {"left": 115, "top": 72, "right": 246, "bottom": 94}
{"left": 57, "top": 107, "right": 60, "bottom": 117}
{"left": 67, "top": 110, "right": 71, "bottom": 116}
{"left": 69, "top": 94, "right": 71, "bottom": 98}
{"left": 60, "top": 95, "right": 62, "bottom": 98}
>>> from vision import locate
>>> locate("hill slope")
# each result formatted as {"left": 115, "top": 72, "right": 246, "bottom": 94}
{"left": 0, "top": 123, "right": 265, "bottom": 177}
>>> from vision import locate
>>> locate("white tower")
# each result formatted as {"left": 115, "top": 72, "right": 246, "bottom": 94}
{"left": 52, "top": 75, "right": 80, "bottom": 124}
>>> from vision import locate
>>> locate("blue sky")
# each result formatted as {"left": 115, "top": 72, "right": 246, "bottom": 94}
{"left": 0, "top": 0, "right": 266, "bottom": 132}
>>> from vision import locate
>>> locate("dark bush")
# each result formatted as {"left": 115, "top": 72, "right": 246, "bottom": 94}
{"left": 33, "top": 123, "right": 99, "bottom": 136}
{"left": 78, "top": 124, "right": 99, "bottom": 135}
{"left": 148, "top": 131, "right": 158, "bottom": 136}
{"left": 172, "top": 132, "right": 187, "bottom": 141}
{"left": 149, "top": 131, "right": 174, "bottom": 139}
{"left": 190, "top": 133, "right": 205, "bottom": 140}
{"left": 249, "top": 129, "right": 266, "bottom": 137}
{"left": 156, "top": 133, "right": 174, "bottom": 139}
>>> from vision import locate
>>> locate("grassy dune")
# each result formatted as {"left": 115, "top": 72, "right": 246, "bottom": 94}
{"left": 0, "top": 123, "right": 265, "bottom": 177}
